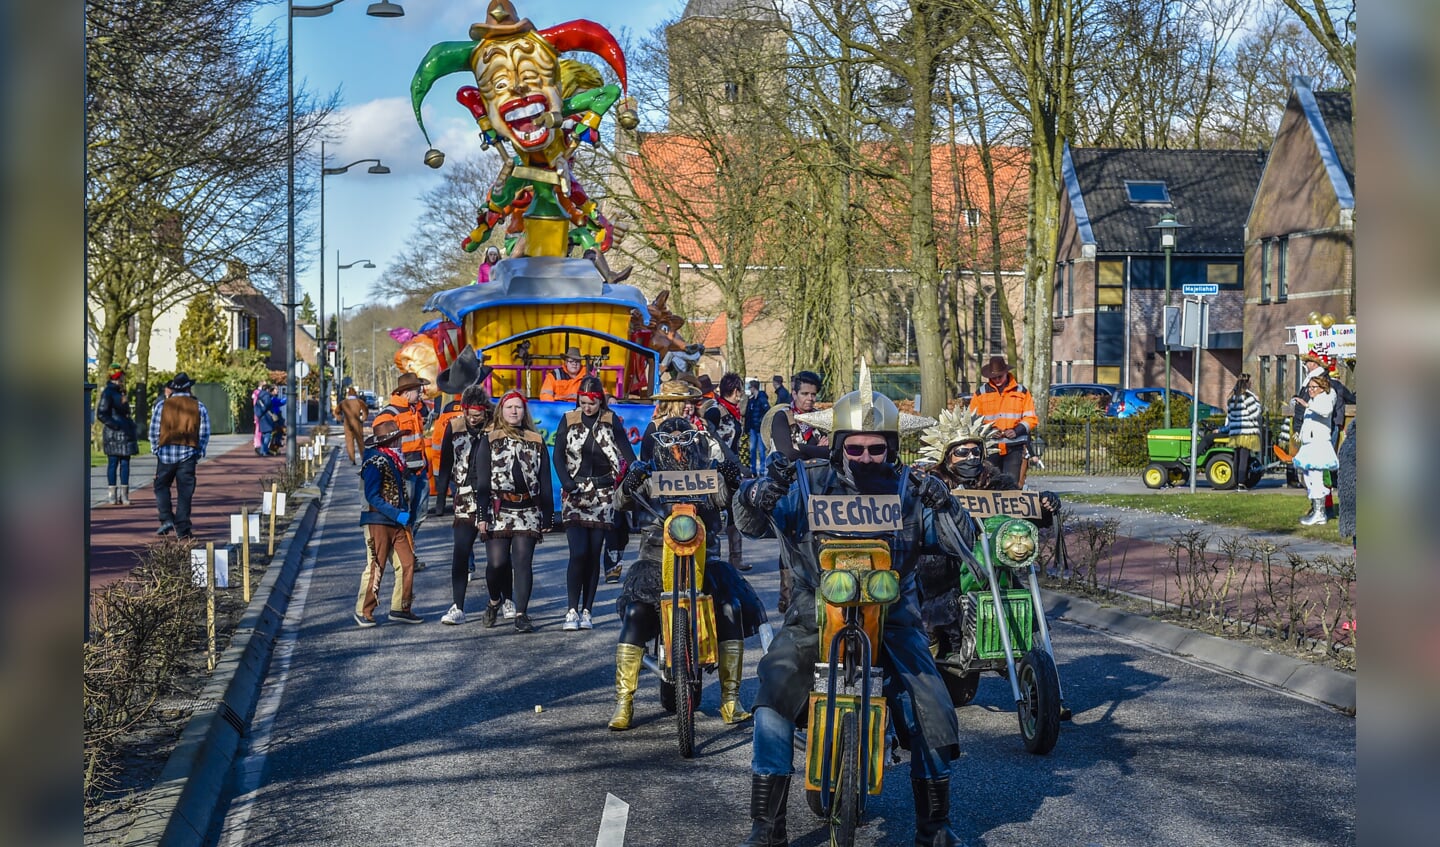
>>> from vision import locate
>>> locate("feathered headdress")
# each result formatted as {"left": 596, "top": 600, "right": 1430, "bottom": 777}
{"left": 918, "top": 406, "right": 995, "bottom": 464}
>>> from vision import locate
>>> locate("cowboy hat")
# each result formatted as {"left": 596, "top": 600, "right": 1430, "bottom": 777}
{"left": 468, "top": 0, "right": 536, "bottom": 40}
{"left": 365, "top": 420, "right": 404, "bottom": 448}
{"left": 393, "top": 372, "right": 430, "bottom": 394}
{"left": 168, "top": 372, "right": 195, "bottom": 391}
{"left": 563, "top": 346, "right": 583, "bottom": 360}
{"left": 979, "top": 356, "right": 1011, "bottom": 379}
{"left": 652, "top": 378, "right": 701, "bottom": 402}
{"left": 435, "top": 345, "right": 494, "bottom": 395}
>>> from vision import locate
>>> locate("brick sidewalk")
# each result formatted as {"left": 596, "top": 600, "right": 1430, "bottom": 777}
{"left": 88, "top": 435, "right": 313, "bottom": 592}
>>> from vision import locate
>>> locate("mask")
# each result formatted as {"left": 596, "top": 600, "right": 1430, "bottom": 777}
{"left": 846, "top": 459, "right": 900, "bottom": 495}
{"left": 954, "top": 456, "right": 983, "bottom": 483}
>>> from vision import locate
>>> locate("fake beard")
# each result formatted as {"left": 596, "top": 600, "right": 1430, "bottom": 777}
{"left": 844, "top": 460, "right": 901, "bottom": 495}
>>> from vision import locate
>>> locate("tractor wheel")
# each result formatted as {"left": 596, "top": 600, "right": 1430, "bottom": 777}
{"left": 1206, "top": 454, "right": 1239, "bottom": 490}
{"left": 1143, "top": 463, "right": 1167, "bottom": 490}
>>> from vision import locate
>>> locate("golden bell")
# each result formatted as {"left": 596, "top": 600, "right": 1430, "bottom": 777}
{"left": 1319, "top": 313, "right": 1336, "bottom": 329}
{"left": 424, "top": 148, "right": 446, "bottom": 169}
{"left": 1344, "top": 314, "right": 1356, "bottom": 324}
{"left": 1307, "top": 311, "right": 1321, "bottom": 325}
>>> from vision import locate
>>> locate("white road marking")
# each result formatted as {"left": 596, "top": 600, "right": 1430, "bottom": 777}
{"left": 215, "top": 492, "right": 331, "bottom": 847}
{"left": 595, "top": 792, "right": 630, "bottom": 847}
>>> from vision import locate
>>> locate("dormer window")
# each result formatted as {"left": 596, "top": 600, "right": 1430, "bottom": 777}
{"left": 1124, "top": 180, "right": 1171, "bottom": 204}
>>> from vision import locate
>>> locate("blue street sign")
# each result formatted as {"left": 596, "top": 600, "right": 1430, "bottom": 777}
{"left": 1182, "top": 283, "right": 1219, "bottom": 296}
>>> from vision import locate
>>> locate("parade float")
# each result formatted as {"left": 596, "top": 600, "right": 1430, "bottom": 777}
{"left": 396, "top": 0, "right": 703, "bottom": 487}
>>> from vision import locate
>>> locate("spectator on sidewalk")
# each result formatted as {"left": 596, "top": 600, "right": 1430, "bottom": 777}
{"left": 968, "top": 356, "right": 1039, "bottom": 485}
{"left": 1197, "top": 373, "right": 1262, "bottom": 489}
{"left": 354, "top": 420, "right": 423, "bottom": 627}
{"left": 252, "top": 382, "right": 266, "bottom": 454}
{"left": 336, "top": 386, "right": 369, "bottom": 465}
{"left": 149, "top": 372, "right": 209, "bottom": 538}
{"left": 254, "top": 383, "right": 275, "bottom": 456}
{"left": 373, "top": 372, "right": 433, "bottom": 570}
{"left": 1293, "top": 370, "right": 1339, "bottom": 526}
{"left": 743, "top": 379, "right": 770, "bottom": 475}
{"left": 97, "top": 363, "right": 139, "bottom": 506}
{"left": 771, "top": 374, "right": 791, "bottom": 406}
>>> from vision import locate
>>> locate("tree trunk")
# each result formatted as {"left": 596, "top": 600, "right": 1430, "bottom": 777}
{"left": 906, "top": 36, "right": 945, "bottom": 417}
{"left": 134, "top": 295, "right": 157, "bottom": 414}
{"left": 721, "top": 276, "right": 747, "bottom": 378}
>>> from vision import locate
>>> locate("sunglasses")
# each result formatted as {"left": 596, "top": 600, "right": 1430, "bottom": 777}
{"left": 948, "top": 445, "right": 981, "bottom": 458}
{"left": 654, "top": 429, "right": 698, "bottom": 447}
{"left": 564, "top": 357, "right": 582, "bottom": 364}
{"left": 844, "top": 443, "right": 889, "bottom": 457}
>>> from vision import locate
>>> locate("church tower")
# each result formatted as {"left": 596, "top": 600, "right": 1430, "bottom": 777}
{"left": 665, "top": 0, "right": 788, "bottom": 133}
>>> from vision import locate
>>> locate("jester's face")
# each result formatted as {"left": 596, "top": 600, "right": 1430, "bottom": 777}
{"left": 474, "top": 34, "right": 562, "bottom": 152}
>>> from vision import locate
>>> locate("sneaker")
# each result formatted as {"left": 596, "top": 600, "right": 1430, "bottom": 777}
{"left": 483, "top": 602, "right": 501, "bottom": 628}
{"left": 563, "top": 608, "right": 581, "bottom": 631}
{"left": 353, "top": 612, "right": 377, "bottom": 628}
{"left": 502, "top": 600, "right": 517, "bottom": 619}
{"left": 440, "top": 605, "right": 466, "bottom": 626}
{"left": 467, "top": 569, "right": 476, "bottom": 583}
{"left": 413, "top": 559, "right": 428, "bottom": 572}
{"left": 389, "top": 609, "right": 424, "bottom": 624}
{"left": 579, "top": 609, "right": 594, "bottom": 630}
{"left": 514, "top": 613, "right": 535, "bottom": 633}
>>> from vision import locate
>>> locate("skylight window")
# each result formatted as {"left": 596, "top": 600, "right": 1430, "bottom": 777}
{"left": 1125, "top": 180, "right": 1171, "bottom": 204}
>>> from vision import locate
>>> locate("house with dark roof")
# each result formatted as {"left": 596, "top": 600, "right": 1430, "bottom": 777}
{"left": 1242, "top": 78, "right": 1354, "bottom": 410}
{"left": 1051, "top": 146, "right": 1266, "bottom": 406}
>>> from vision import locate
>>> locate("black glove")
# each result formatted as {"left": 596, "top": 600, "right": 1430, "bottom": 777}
{"left": 621, "top": 461, "right": 651, "bottom": 494}
{"left": 748, "top": 477, "right": 788, "bottom": 512}
{"left": 718, "top": 460, "right": 743, "bottom": 492}
{"left": 766, "top": 455, "right": 798, "bottom": 486}
{"left": 1040, "top": 491, "right": 1060, "bottom": 516}
{"left": 913, "top": 469, "right": 956, "bottom": 512}
{"left": 562, "top": 481, "right": 579, "bottom": 497}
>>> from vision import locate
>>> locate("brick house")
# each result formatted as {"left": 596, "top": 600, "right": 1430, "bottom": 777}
{"left": 1051, "top": 146, "right": 1266, "bottom": 406}
{"left": 1242, "top": 78, "right": 1354, "bottom": 410}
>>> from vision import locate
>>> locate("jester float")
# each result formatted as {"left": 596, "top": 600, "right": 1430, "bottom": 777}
{"left": 410, "top": 0, "right": 637, "bottom": 282}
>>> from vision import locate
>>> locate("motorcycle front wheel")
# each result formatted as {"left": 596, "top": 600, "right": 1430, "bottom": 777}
{"left": 674, "top": 613, "right": 697, "bottom": 758}
{"left": 830, "top": 710, "right": 862, "bottom": 847}
{"left": 1017, "top": 648, "right": 1061, "bottom": 755}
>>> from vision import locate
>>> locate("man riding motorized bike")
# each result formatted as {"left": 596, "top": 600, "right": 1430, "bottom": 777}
{"left": 733, "top": 372, "right": 976, "bottom": 847}
{"left": 608, "top": 415, "right": 767, "bottom": 733}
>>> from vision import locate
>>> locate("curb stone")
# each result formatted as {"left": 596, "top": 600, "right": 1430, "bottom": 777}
{"left": 1040, "top": 588, "right": 1355, "bottom": 714}
{"left": 119, "top": 448, "right": 339, "bottom": 847}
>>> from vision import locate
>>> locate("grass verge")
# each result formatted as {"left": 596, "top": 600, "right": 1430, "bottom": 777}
{"left": 1066, "top": 492, "right": 1346, "bottom": 544}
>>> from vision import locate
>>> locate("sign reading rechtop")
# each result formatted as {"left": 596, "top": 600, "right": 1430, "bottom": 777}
{"left": 808, "top": 495, "right": 904, "bottom": 533}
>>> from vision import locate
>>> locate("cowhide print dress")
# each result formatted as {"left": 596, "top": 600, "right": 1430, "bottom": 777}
{"left": 448, "top": 422, "right": 487, "bottom": 523}
{"left": 475, "top": 430, "right": 553, "bottom": 538}
{"left": 555, "top": 409, "right": 636, "bottom": 529}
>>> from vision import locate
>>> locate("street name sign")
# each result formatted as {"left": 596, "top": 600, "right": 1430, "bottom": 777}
{"left": 1182, "top": 283, "right": 1219, "bottom": 296}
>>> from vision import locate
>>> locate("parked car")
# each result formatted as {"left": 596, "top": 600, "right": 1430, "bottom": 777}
{"left": 1048, "top": 383, "right": 1118, "bottom": 415}
{"left": 360, "top": 390, "right": 380, "bottom": 410}
{"left": 1106, "top": 388, "right": 1223, "bottom": 419}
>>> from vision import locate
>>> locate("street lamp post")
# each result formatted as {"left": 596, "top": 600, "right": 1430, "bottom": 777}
{"left": 286, "top": 0, "right": 404, "bottom": 462}
{"left": 1149, "top": 213, "right": 1186, "bottom": 429}
{"left": 318, "top": 143, "right": 388, "bottom": 421}
{"left": 336, "top": 255, "right": 375, "bottom": 401}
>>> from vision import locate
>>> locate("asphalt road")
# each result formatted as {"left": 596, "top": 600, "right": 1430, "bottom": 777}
{"left": 208, "top": 473, "right": 1355, "bottom": 847}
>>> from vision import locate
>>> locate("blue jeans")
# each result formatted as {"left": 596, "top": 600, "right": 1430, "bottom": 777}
{"left": 747, "top": 429, "right": 767, "bottom": 475}
{"left": 751, "top": 705, "right": 948, "bottom": 779}
{"left": 106, "top": 455, "right": 130, "bottom": 486}
{"left": 407, "top": 472, "right": 429, "bottom": 532}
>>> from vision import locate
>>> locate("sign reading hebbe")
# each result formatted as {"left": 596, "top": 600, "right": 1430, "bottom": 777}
{"left": 649, "top": 469, "right": 720, "bottom": 497}
{"left": 809, "top": 495, "right": 903, "bottom": 533}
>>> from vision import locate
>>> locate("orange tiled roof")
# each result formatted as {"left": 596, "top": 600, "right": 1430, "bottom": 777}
{"left": 688, "top": 295, "right": 767, "bottom": 348}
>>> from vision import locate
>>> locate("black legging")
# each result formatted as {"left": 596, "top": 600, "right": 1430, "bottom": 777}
{"left": 487, "top": 535, "right": 537, "bottom": 613}
{"left": 565, "top": 525, "right": 606, "bottom": 612}
{"left": 451, "top": 520, "right": 481, "bottom": 611}
{"left": 616, "top": 594, "right": 743, "bottom": 647}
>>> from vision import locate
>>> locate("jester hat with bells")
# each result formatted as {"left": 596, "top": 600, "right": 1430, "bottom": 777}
{"left": 795, "top": 360, "right": 935, "bottom": 466}
{"left": 918, "top": 407, "right": 996, "bottom": 465}
{"left": 410, "top": 0, "right": 633, "bottom": 168}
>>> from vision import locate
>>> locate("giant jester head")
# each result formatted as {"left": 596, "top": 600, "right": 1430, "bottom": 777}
{"left": 410, "top": 0, "right": 628, "bottom": 165}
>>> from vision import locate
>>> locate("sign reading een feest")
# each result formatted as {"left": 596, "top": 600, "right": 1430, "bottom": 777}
{"left": 649, "top": 469, "right": 720, "bottom": 497}
{"left": 808, "top": 494, "right": 903, "bottom": 533}
{"left": 949, "top": 489, "right": 1040, "bottom": 519}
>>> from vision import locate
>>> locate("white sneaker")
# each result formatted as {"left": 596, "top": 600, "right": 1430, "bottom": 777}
{"left": 579, "top": 609, "right": 594, "bottom": 630}
{"left": 440, "top": 605, "right": 466, "bottom": 626}
{"left": 563, "top": 608, "right": 580, "bottom": 631}
{"left": 502, "top": 600, "right": 517, "bottom": 619}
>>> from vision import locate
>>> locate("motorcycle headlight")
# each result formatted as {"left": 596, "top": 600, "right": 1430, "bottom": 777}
{"left": 819, "top": 569, "right": 860, "bottom": 606}
{"left": 862, "top": 569, "right": 899, "bottom": 605}
{"left": 667, "top": 514, "right": 699, "bottom": 545}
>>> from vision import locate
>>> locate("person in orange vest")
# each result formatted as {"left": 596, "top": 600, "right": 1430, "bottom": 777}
{"left": 967, "top": 356, "right": 1039, "bottom": 485}
{"left": 428, "top": 395, "right": 465, "bottom": 512}
{"left": 373, "top": 372, "right": 433, "bottom": 569}
{"left": 539, "top": 346, "right": 587, "bottom": 401}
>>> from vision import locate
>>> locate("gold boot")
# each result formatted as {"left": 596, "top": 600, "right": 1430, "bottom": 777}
{"left": 609, "top": 643, "right": 645, "bottom": 731}
{"left": 718, "top": 640, "right": 752, "bottom": 724}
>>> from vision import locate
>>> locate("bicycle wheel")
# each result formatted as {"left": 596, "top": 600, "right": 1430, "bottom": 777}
{"left": 830, "top": 711, "right": 861, "bottom": 847}
{"left": 675, "top": 613, "right": 696, "bottom": 758}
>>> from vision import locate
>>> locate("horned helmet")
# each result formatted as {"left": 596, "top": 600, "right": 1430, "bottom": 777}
{"left": 794, "top": 359, "right": 935, "bottom": 467}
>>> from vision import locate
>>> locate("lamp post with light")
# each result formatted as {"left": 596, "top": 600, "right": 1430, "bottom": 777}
{"left": 318, "top": 142, "right": 388, "bottom": 420}
{"left": 286, "top": 0, "right": 404, "bottom": 459}
{"left": 1148, "top": 213, "right": 1186, "bottom": 429}
{"left": 336, "top": 256, "right": 375, "bottom": 403}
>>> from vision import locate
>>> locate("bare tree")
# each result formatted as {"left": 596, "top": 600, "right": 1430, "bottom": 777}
{"left": 1279, "top": 0, "right": 1355, "bottom": 92}
{"left": 373, "top": 156, "right": 497, "bottom": 301}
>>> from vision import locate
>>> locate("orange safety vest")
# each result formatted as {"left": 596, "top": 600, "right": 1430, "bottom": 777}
{"left": 540, "top": 369, "right": 586, "bottom": 401}
{"left": 968, "top": 374, "right": 1039, "bottom": 455}
{"left": 373, "top": 394, "right": 429, "bottom": 473}
{"left": 428, "top": 400, "right": 465, "bottom": 491}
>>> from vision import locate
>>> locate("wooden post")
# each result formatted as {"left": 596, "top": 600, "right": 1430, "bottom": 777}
{"left": 205, "top": 542, "right": 216, "bottom": 672}
{"left": 241, "top": 506, "right": 252, "bottom": 603}
{"left": 267, "top": 482, "right": 279, "bottom": 556}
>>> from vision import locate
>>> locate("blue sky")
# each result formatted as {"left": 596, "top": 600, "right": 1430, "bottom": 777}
{"left": 281, "top": 0, "right": 682, "bottom": 320}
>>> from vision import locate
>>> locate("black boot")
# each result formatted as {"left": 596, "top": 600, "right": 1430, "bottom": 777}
{"left": 911, "top": 777, "right": 962, "bottom": 846}
{"left": 739, "top": 773, "right": 790, "bottom": 847}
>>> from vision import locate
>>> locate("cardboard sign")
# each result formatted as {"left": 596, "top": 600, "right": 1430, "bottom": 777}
{"left": 808, "top": 495, "right": 903, "bottom": 533}
{"left": 949, "top": 489, "right": 1041, "bottom": 520}
{"left": 230, "top": 513, "right": 261, "bottom": 543}
{"left": 649, "top": 469, "right": 720, "bottom": 497}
